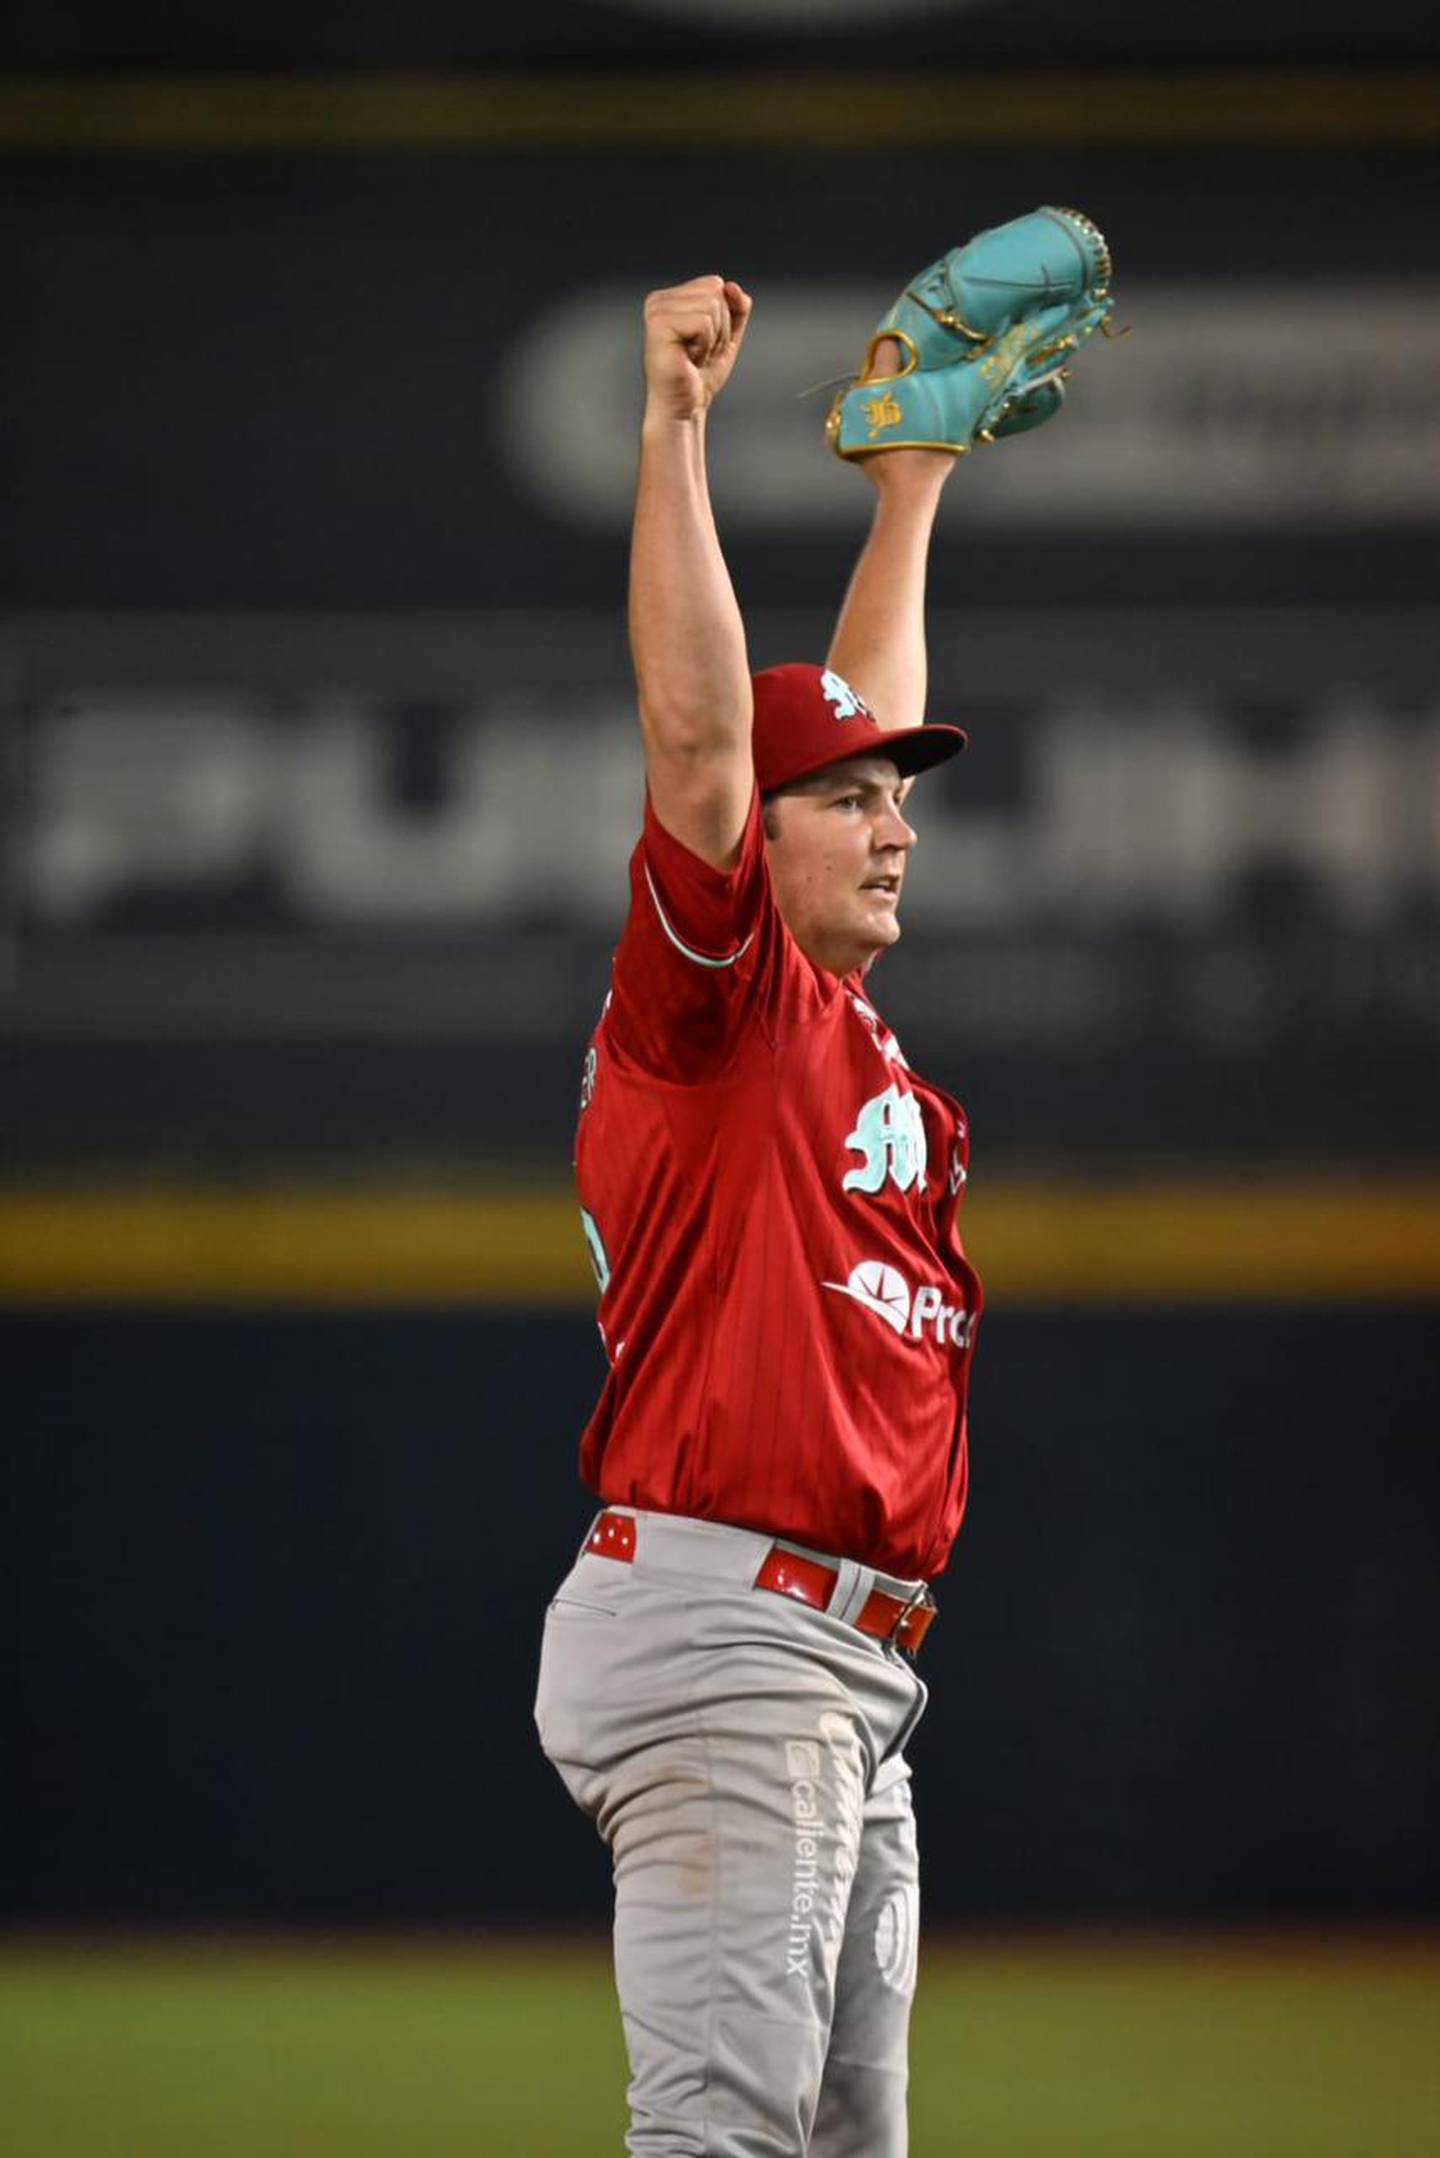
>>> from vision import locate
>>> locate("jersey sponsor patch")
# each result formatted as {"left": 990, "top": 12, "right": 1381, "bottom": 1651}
{"left": 822, "top": 1258, "right": 972, "bottom": 1348}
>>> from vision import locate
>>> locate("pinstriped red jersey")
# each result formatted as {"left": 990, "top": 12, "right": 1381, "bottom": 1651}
{"left": 573, "top": 787, "right": 983, "bottom": 1580}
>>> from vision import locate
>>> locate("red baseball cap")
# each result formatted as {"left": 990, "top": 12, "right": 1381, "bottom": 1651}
{"left": 751, "top": 664, "right": 967, "bottom": 794}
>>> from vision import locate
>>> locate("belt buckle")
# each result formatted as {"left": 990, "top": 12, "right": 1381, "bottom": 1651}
{"left": 891, "top": 1582, "right": 936, "bottom": 1655}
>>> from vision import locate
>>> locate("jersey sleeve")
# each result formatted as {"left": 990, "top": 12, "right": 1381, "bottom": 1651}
{"left": 605, "top": 784, "right": 781, "bottom": 1078}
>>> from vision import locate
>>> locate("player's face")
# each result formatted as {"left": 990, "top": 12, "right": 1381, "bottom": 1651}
{"left": 763, "top": 756, "right": 918, "bottom": 978}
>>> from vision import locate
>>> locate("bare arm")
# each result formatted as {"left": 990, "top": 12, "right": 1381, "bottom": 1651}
{"left": 825, "top": 450, "right": 956, "bottom": 735}
{"left": 630, "top": 275, "right": 755, "bottom": 870}
{"left": 825, "top": 333, "right": 959, "bottom": 735}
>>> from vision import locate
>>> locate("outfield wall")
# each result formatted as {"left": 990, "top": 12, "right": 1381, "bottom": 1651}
{"left": 8, "top": 1300, "right": 1437, "bottom": 1925}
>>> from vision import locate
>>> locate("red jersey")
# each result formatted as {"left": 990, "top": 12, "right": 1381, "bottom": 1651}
{"left": 573, "top": 787, "right": 983, "bottom": 1580}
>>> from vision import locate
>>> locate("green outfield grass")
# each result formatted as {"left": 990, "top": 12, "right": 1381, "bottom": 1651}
{"left": 3, "top": 1932, "right": 1437, "bottom": 2155}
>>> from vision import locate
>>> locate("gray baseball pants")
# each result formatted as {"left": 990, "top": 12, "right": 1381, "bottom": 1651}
{"left": 534, "top": 1507, "right": 931, "bottom": 2157}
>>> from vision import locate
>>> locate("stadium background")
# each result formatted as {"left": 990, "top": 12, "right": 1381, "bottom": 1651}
{"left": 3, "top": 2, "right": 1438, "bottom": 2150}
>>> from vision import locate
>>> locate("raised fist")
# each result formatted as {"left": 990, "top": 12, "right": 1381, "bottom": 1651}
{"left": 642, "top": 275, "right": 752, "bottom": 422}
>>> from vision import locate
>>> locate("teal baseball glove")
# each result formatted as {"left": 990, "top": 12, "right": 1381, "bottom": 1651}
{"left": 827, "top": 206, "right": 1117, "bottom": 460}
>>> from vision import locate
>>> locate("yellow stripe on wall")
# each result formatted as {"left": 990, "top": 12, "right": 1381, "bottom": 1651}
{"left": 0, "top": 71, "right": 1435, "bottom": 153}
{"left": 970, "top": 1181, "right": 1440, "bottom": 1304}
{"left": 0, "top": 1188, "right": 593, "bottom": 1307}
{"left": 1, "top": 1181, "right": 1437, "bottom": 1306}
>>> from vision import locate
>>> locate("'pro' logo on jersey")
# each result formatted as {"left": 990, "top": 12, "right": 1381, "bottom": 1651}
{"left": 842, "top": 1084, "right": 928, "bottom": 1195}
{"left": 822, "top": 1259, "right": 971, "bottom": 1349}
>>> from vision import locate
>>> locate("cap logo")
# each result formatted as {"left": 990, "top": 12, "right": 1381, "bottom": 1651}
{"left": 821, "top": 669, "right": 870, "bottom": 723}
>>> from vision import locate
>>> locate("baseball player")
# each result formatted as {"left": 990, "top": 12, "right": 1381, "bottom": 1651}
{"left": 536, "top": 217, "right": 1114, "bottom": 2156}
